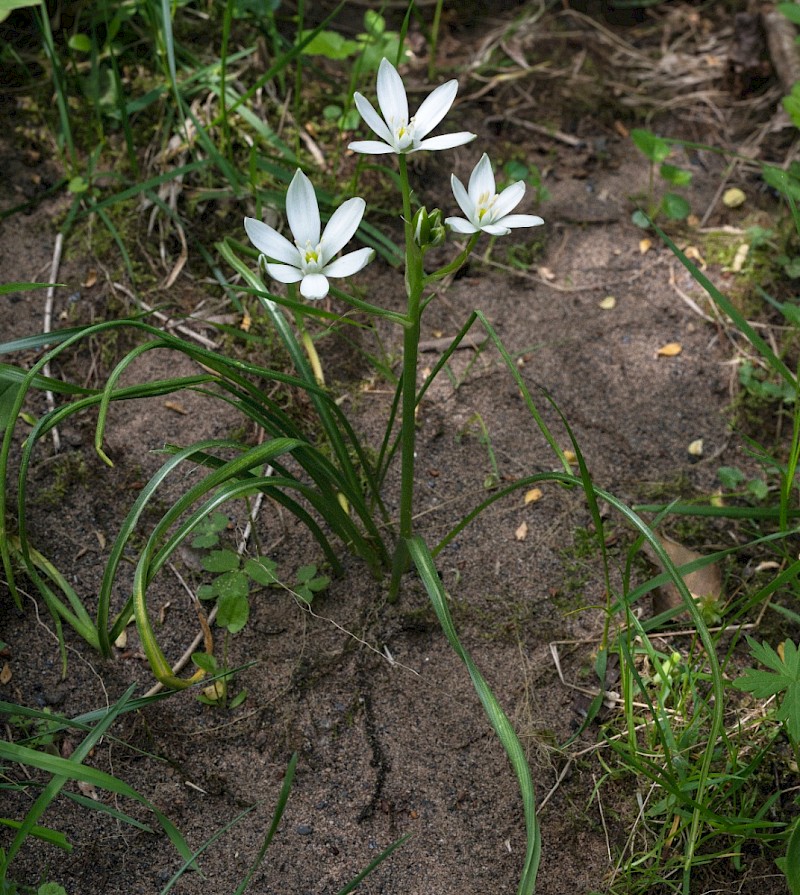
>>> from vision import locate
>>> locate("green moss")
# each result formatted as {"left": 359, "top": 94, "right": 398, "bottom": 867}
{"left": 549, "top": 526, "right": 600, "bottom": 612}
{"left": 34, "top": 452, "right": 89, "bottom": 507}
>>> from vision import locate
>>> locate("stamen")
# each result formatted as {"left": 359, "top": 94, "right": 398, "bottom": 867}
{"left": 298, "top": 240, "right": 323, "bottom": 272}
{"left": 393, "top": 117, "right": 416, "bottom": 151}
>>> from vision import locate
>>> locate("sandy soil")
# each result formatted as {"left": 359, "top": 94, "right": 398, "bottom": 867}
{"left": 0, "top": 3, "right": 794, "bottom": 894}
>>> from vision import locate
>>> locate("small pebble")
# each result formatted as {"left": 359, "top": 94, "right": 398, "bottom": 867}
{"left": 296, "top": 824, "right": 313, "bottom": 836}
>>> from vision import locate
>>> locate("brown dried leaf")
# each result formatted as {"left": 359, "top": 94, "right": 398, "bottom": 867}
{"left": 657, "top": 342, "right": 683, "bottom": 357}
{"left": 515, "top": 521, "right": 528, "bottom": 541}
{"left": 0, "top": 662, "right": 11, "bottom": 685}
{"left": 83, "top": 268, "right": 98, "bottom": 288}
{"left": 684, "top": 246, "right": 706, "bottom": 269}
{"left": 524, "top": 488, "right": 543, "bottom": 505}
{"left": 644, "top": 532, "right": 723, "bottom": 616}
{"left": 164, "top": 401, "right": 188, "bottom": 415}
{"left": 77, "top": 781, "right": 99, "bottom": 800}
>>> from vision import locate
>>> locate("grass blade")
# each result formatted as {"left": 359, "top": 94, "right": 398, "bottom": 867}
{"left": 408, "top": 535, "right": 541, "bottom": 895}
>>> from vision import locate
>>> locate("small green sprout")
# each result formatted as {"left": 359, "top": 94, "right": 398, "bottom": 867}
{"left": 630, "top": 128, "right": 693, "bottom": 226}
{"left": 294, "top": 564, "right": 331, "bottom": 604}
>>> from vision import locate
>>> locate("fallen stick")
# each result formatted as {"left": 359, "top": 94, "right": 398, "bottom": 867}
{"left": 763, "top": 6, "right": 800, "bottom": 94}
{"left": 43, "top": 233, "right": 64, "bottom": 452}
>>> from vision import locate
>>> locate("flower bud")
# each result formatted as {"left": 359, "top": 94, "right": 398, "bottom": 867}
{"left": 412, "top": 207, "right": 446, "bottom": 250}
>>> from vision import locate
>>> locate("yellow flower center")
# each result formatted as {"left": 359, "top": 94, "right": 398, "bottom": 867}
{"left": 475, "top": 191, "right": 498, "bottom": 223}
{"left": 298, "top": 240, "right": 324, "bottom": 272}
{"left": 393, "top": 117, "right": 416, "bottom": 151}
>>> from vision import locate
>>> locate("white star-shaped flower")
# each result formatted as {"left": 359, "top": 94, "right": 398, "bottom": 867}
{"left": 446, "top": 154, "right": 545, "bottom": 236}
{"left": 244, "top": 169, "right": 374, "bottom": 300}
{"left": 349, "top": 57, "right": 476, "bottom": 155}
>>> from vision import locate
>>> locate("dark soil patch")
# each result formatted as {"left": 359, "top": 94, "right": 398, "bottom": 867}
{"left": 1, "top": 4, "right": 795, "bottom": 894}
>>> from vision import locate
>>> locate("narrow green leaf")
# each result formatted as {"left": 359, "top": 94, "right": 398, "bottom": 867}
{"left": 0, "top": 282, "right": 63, "bottom": 295}
{"left": 0, "top": 818, "right": 71, "bottom": 850}
{"left": 784, "top": 813, "right": 800, "bottom": 894}
{"left": 0, "top": 0, "right": 41, "bottom": 24}
{"left": 408, "top": 536, "right": 540, "bottom": 894}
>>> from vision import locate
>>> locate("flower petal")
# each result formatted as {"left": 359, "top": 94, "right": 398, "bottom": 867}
{"left": 480, "top": 223, "right": 512, "bottom": 236}
{"left": 492, "top": 180, "right": 525, "bottom": 221}
{"left": 244, "top": 217, "right": 300, "bottom": 266}
{"left": 450, "top": 174, "right": 475, "bottom": 220}
{"left": 492, "top": 180, "right": 526, "bottom": 219}
{"left": 414, "top": 80, "right": 459, "bottom": 139}
{"left": 300, "top": 273, "right": 329, "bottom": 300}
{"left": 445, "top": 216, "right": 479, "bottom": 234}
{"left": 415, "top": 131, "right": 476, "bottom": 152}
{"left": 353, "top": 92, "right": 394, "bottom": 145}
{"left": 348, "top": 139, "right": 395, "bottom": 154}
{"left": 265, "top": 262, "right": 304, "bottom": 283}
{"left": 320, "top": 197, "right": 365, "bottom": 263}
{"left": 286, "top": 169, "right": 320, "bottom": 246}
{"left": 468, "top": 153, "right": 496, "bottom": 202}
{"left": 496, "top": 214, "right": 545, "bottom": 229}
{"left": 322, "top": 247, "right": 375, "bottom": 279}
{"left": 376, "top": 58, "right": 408, "bottom": 128}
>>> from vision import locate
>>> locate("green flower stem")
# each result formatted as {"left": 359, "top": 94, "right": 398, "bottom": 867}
{"left": 424, "top": 233, "right": 479, "bottom": 285}
{"left": 391, "top": 155, "right": 425, "bottom": 597}
{"left": 398, "top": 155, "right": 423, "bottom": 539}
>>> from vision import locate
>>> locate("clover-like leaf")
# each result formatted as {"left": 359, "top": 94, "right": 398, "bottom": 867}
{"left": 211, "top": 569, "right": 249, "bottom": 600}
{"left": 202, "top": 549, "right": 240, "bottom": 573}
{"left": 217, "top": 591, "right": 250, "bottom": 634}
{"left": 631, "top": 128, "right": 671, "bottom": 164}
{"left": 661, "top": 193, "right": 690, "bottom": 221}
{"left": 296, "top": 563, "right": 319, "bottom": 583}
{"left": 733, "top": 638, "right": 800, "bottom": 743}
{"left": 191, "top": 652, "right": 218, "bottom": 674}
{"left": 295, "top": 585, "right": 314, "bottom": 605}
{"left": 191, "top": 512, "right": 229, "bottom": 549}
{"left": 244, "top": 556, "right": 279, "bottom": 586}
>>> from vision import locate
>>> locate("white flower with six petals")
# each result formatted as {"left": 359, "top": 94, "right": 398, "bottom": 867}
{"left": 349, "top": 57, "right": 476, "bottom": 155}
{"left": 244, "top": 169, "right": 374, "bottom": 300}
{"left": 446, "top": 153, "right": 544, "bottom": 236}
